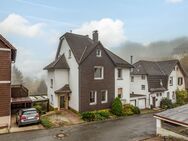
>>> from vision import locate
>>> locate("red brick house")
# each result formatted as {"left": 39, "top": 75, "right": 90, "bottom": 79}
{"left": 0, "top": 34, "right": 16, "bottom": 128}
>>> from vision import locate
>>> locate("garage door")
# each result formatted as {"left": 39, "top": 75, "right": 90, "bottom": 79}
{"left": 138, "top": 99, "right": 146, "bottom": 109}
{"left": 130, "top": 100, "right": 136, "bottom": 107}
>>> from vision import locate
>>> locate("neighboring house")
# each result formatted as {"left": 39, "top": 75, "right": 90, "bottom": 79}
{"left": 44, "top": 31, "right": 133, "bottom": 112}
{"left": 0, "top": 34, "right": 16, "bottom": 128}
{"left": 130, "top": 60, "right": 186, "bottom": 109}
{"left": 154, "top": 104, "right": 188, "bottom": 140}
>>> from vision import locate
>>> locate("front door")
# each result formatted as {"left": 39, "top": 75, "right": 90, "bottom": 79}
{"left": 60, "top": 96, "right": 65, "bottom": 109}
{"left": 152, "top": 97, "right": 156, "bottom": 108}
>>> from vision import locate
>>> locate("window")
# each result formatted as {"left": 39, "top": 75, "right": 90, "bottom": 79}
{"left": 141, "top": 75, "right": 145, "bottom": 80}
{"left": 118, "top": 88, "right": 123, "bottom": 98}
{"left": 51, "top": 95, "right": 53, "bottom": 105}
{"left": 131, "top": 76, "right": 134, "bottom": 82}
{"left": 169, "top": 77, "right": 173, "bottom": 86}
{"left": 141, "top": 85, "right": 145, "bottom": 90}
{"left": 160, "top": 93, "right": 162, "bottom": 96}
{"left": 90, "top": 91, "right": 97, "bottom": 105}
{"left": 94, "top": 66, "right": 104, "bottom": 80}
{"left": 50, "top": 79, "right": 53, "bottom": 88}
{"left": 167, "top": 92, "right": 170, "bottom": 99}
{"left": 69, "top": 49, "right": 71, "bottom": 58}
{"left": 156, "top": 93, "right": 159, "bottom": 97}
{"left": 96, "top": 49, "right": 101, "bottom": 57}
{"left": 101, "top": 90, "right": 108, "bottom": 103}
{"left": 117, "top": 69, "right": 122, "bottom": 79}
{"left": 172, "top": 91, "right": 176, "bottom": 99}
{"left": 178, "top": 77, "right": 183, "bottom": 85}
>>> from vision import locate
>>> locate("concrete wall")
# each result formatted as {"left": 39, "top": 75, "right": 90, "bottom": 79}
{"left": 156, "top": 118, "right": 188, "bottom": 140}
{"left": 115, "top": 68, "right": 131, "bottom": 103}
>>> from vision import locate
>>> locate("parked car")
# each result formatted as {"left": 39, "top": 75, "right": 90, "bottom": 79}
{"left": 16, "top": 108, "right": 40, "bottom": 127}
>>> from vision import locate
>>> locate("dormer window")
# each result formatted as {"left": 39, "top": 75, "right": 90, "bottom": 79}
{"left": 96, "top": 49, "right": 101, "bottom": 57}
{"left": 69, "top": 49, "right": 71, "bottom": 59}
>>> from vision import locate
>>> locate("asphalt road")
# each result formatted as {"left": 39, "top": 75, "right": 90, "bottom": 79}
{"left": 0, "top": 113, "right": 156, "bottom": 141}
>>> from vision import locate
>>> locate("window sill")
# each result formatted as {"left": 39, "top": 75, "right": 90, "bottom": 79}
{"left": 89, "top": 103, "right": 97, "bottom": 105}
{"left": 101, "top": 101, "right": 107, "bottom": 104}
{"left": 117, "top": 78, "right": 123, "bottom": 80}
{"left": 94, "top": 78, "right": 104, "bottom": 80}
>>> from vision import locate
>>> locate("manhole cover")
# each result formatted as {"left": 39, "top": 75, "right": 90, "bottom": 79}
{"left": 56, "top": 133, "right": 67, "bottom": 139}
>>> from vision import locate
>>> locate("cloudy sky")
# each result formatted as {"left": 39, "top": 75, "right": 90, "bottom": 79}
{"left": 0, "top": 0, "right": 188, "bottom": 78}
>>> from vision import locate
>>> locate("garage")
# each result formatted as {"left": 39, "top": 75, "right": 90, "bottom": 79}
{"left": 130, "top": 100, "right": 136, "bottom": 107}
{"left": 138, "top": 98, "right": 146, "bottom": 109}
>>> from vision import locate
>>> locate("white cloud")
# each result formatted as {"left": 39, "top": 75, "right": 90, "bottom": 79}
{"left": 0, "top": 13, "right": 45, "bottom": 37}
{"left": 166, "top": 0, "right": 184, "bottom": 4}
{"left": 73, "top": 18, "right": 126, "bottom": 47}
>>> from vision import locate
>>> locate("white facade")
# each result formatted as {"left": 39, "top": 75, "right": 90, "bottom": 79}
{"left": 130, "top": 64, "right": 186, "bottom": 109}
{"left": 47, "top": 38, "right": 79, "bottom": 111}
{"left": 115, "top": 68, "right": 131, "bottom": 104}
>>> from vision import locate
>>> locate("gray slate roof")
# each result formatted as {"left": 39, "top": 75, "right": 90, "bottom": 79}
{"left": 132, "top": 60, "right": 186, "bottom": 92}
{"left": 55, "top": 84, "right": 71, "bottom": 94}
{"left": 154, "top": 104, "right": 188, "bottom": 126}
{"left": 49, "top": 32, "right": 133, "bottom": 68}
{"left": 44, "top": 54, "right": 69, "bottom": 70}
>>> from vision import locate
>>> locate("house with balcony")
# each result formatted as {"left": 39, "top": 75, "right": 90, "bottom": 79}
{"left": 44, "top": 31, "right": 133, "bottom": 112}
{"left": 130, "top": 60, "right": 186, "bottom": 109}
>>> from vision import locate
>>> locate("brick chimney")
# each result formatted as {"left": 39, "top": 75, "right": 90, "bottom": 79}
{"left": 92, "top": 30, "right": 98, "bottom": 42}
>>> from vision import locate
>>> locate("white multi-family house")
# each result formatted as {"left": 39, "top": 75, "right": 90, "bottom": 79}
{"left": 130, "top": 60, "right": 186, "bottom": 109}
{"left": 44, "top": 31, "right": 133, "bottom": 112}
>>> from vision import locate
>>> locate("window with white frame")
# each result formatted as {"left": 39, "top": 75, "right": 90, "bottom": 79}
{"left": 141, "top": 85, "right": 145, "bottom": 90}
{"left": 50, "top": 79, "right": 53, "bottom": 88}
{"left": 101, "top": 90, "right": 108, "bottom": 103}
{"left": 118, "top": 88, "right": 123, "bottom": 98}
{"left": 69, "top": 49, "right": 71, "bottom": 58}
{"left": 90, "top": 91, "right": 97, "bottom": 105}
{"left": 117, "top": 69, "right": 123, "bottom": 79}
{"left": 96, "top": 49, "right": 102, "bottom": 57}
{"left": 141, "top": 75, "right": 145, "bottom": 80}
{"left": 51, "top": 95, "right": 53, "bottom": 105}
{"left": 94, "top": 66, "right": 104, "bottom": 80}
{"left": 131, "top": 76, "right": 134, "bottom": 82}
{"left": 178, "top": 77, "right": 183, "bottom": 85}
{"left": 172, "top": 91, "right": 176, "bottom": 99}
{"left": 169, "top": 77, "right": 173, "bottom": 86}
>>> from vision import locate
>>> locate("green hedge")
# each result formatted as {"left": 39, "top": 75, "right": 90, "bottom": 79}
{"left": 81, "top": 110, "right": 110, "bottom": 121}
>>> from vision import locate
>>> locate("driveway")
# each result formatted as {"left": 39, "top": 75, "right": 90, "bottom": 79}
{"left": 0, "top": 113, "right": 156, "bottom": 141}
{"left": 10, "top": 114, "right": 44, "bottom": 133}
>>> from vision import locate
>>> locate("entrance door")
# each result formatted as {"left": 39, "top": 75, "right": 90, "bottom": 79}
{"left": 152, "top": 97, "right": 156, "bottom": 108}
{"left": 60, "top": 96, "right": 65, "bottom": 109}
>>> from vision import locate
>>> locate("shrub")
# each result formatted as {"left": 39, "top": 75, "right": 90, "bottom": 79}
{"left": 131, "top": 106, "right": 141, "bottom": 114}
{"left": 97, "top": 110, "right": 110, "bottom": 118}
{"left": 160, "top": 98, "right": 173, "bottom": 109}
{"left": 111, "top": 97, "right": 123, "bottom": 116}
{"left": 176, "top": 90, "right": 188, "bottom": 105}
{"left": 40, "top": 117, "right": 53, "bottom": 128}
{"left": 33, "top": 104, "right": 43, "bottom": 114}
{"left": 123, "top": 104, "right": 134, "bottom": 116}
{"left": 122, "top": 104, "right": 141, "bottom": 115}
{"left": 95, "top": 112, "right": 106, "bottom": 121}
{"left": 81, "top": 112, "right": 95, "bottom": 121}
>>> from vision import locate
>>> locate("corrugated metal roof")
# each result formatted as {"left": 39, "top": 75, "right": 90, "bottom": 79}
{"left": 154, "top": 104, "right": 188, "bottom": 126}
